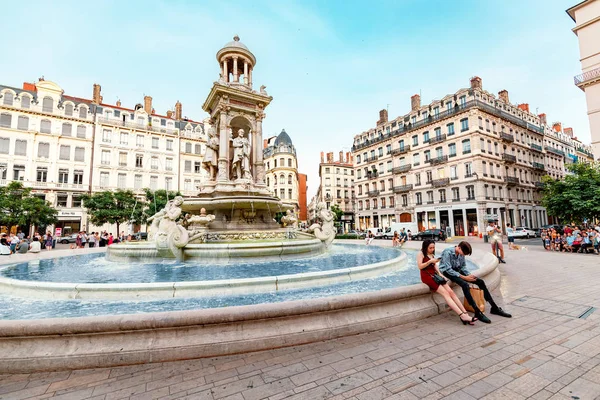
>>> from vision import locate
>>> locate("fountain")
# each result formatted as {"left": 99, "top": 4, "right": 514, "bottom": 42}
{"left": 0, "top": 36, "right": 500, "bottom": 373}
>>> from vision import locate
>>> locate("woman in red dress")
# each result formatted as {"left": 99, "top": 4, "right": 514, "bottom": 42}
{"left": 417, "top": 240, "right": 477, "bottom": 325}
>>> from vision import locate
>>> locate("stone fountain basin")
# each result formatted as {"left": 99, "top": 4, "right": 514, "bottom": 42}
{"left": 0, "top": 251, "right": 407, "bottom": 301}
{"left": 181, "top": 195, "right": 294, "bottom": 211}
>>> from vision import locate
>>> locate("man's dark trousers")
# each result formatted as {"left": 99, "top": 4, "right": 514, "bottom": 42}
{"left": 443, "top": 274, "right": 497, "bottom": 313}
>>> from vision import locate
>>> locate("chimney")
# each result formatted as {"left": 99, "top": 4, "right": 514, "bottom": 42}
{"left": 167, "top": 110, "right": 173, "bottom": 118}
{"left": 410, "top": 94, "right": 421, "bottom": 111}
{"left": 346, "top": 152, "right": 351, "bottom": 163}
{"left": 498, "top": 90, "right": 509, "bottom": 103}
{"left": 22, "top": 82, "right": 36, "bottom": 91}
{"left": 320, "top": 151, "right": 324, "bottom": 163}
{"left": 116, "top": 99, "right": 121, "bottom": 107}
{"left": 92, "top": 84, "right": 102, "bottom": 104}
{"left": 564, "top": 127, "right": 574, "bottom": 137}
{"left": 339, "top": 151, "right": 344, "bottom": 162}
{"left": 538, "top": 113, "right": 547, "bottom": 125}
{"left": 517, "top": 103, "right": 529, "bottom": 113}
{"left": 175, "top": 101, "right": 182, "bottom": 120}
{"left": 552, "top": 122, "right": 562, "bottom": 133}
{"left": 377, "top": 109, "right": 388, "bottom": 125}
{"left": 327, "top": 152, "right": 334, "bottom": 163}
{"left": 470, "top": 76, "right": 482, "bottom": 90}
{"left": 144, "top": 96, "right": 153, "bottom": 113}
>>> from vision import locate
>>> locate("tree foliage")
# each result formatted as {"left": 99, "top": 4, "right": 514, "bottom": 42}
{"left": 0, "top": 181, "right": 58, "bottom": 232}
{"left": 81, "top": 190, "right": 144, "bottom": 234}
{"left": 541, "top": 162, "right": 600, "bottom": 225}
{"left": 142, "top": 189, "right": 182, "bottom": 223}
{"left": 330, "top": 204, "right": 344, "bottom": 221}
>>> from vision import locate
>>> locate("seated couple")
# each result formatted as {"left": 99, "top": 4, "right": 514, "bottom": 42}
{"left": 417, "top": 240, "right": 511, "bottom": 324}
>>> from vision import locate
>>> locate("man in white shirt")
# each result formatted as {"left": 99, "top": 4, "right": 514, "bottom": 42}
{"left": 486, "top": 220, "right": 506, "bottom": 263}
{"left": 506, "top": 222, "right": 515, "bottom": 250}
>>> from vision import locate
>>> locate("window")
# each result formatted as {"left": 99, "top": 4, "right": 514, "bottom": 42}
{"left": 387, "top": 160, "right": 392, "bottom": 172}
{"left": 460, "top": 118, "right": 469, "bottom": 131}
{"left": 467, "top": 185, "right": 475, "bottom": 200}
{"left": 13, "top": 165, "right": 24, "bottom": 181}
{"left": 288, "top": 174, "right": 292, "bottom": 184}
{"left": 184, "top": 160, "right": 192, "bottom": 172}
{"left": 166, "top": 139, "right": 173, "bottom": 151}
{"left": 402, "top": 194, "right": 408, "bottom": 206}
{"left": 185, "top": 142, "right": 191, "bottom": 153}
{"left": 165, "top": 158, "right": 173, "bottom": 171}
{"left": 21, "top": 96, "right": 30, "bottom": 109}
{"left": 100, "top": 172, "right": 109, "bottom": 188}
{"left": 15, "top": 139, "right": 27, "bottom": 155}
{"left": 135, "top": 154, "right": 143, "bottom": 168}
{"left": 58, "top": 169, "right": 69, "bottom": 184}
{"left": 56, "top": 194, "right": 68, "bottom": 207}
{"left": 62, "top": 123, "right": 72, "bottom": 136}
{"left": 184, "top": 179, "right": 191, "bottom": 191}
{"left": 102, "top": 129, "right": 111, "bottom": 143}
{"left": 446, "top": 101, "right": 452, "bottom": 111}
{"left": 151, "top": 157, "right": 158, "bottom": 170}
{"left": 74, "top": 147, "right": 85, "bottom": 162}
{"left": 36, "top": 167, "right": 47, "bottom": 182}
{"left": 462, "top": 139, "right": 471, "bottom": 154}
{"left": 72, "top": 196, "right": 82, "bottom": 208}
{"left": 79, "top": 107, "right": 87, "bottom": 119}
{"left": 452, "top": 187, "right": 460, "bottom": 201}
{"left": 42, "top": 97, "right": 53, "bottom": 113}
{"left": 411, "top": 116, "right": 416, "bottom": 124}
{"left": 459, "top": 95, "right": 466, "bottom": 107}
{"left": 17, "top": 116, "right": 29, "bottom": 130}
{"left": 280, "top": 174, "right": 285, "bottom": 185}
{"left": 2, "top": 92, "right": 13, "bottom": 105}
{"left": 280, "top": 188, "right": 285, "bottom": 199}
{"left": 434, "top": 106, "right": 439, "bottom": 117}
{"left": 76, "top": 125, "right": 86, "bottom": 138}
{"left": 436, "top": 147, "right": 443, "bottom": 158}
{"left": 465, "top": 162, "right": 473, "bottom": 177}
{"left": 288, "top": 189, "right": 293, "bottom": 199}
{"left": 494, "top": 143, "right": 498, "bottom": 155}
{"left": 194, "top": 162, "right": 201, "bottom": 173}
{"left": 381, "top": 197, "right": 386, "bottom": 208}
{"left": 59, "top": 145, "right": 70, "bottom": 160}
{"left": 426, "top": 171, "right": 433, "bottom": 183}
{"left": 101, "top": 150, "right": 111, "bottom": 165}
{"left": 150, "top": 176, "right": 157, "bottom": 190}
{"left": 482, "top": 161, "right": 487, "bottom": 175}
{"left": 449, "top": 143, "right": 456, "bottom": 157}
{"left": 0, "top": 137, "right": 8, "bottom": 154}
{"left": 152, "top": 137, "right": 159, "bottom": 149}
{"left": 423, "top": 131, "right": 430, "bottom": 143}
{"left": 73, "top": 170, "right": 83, "bottom": 185}
{"left": 450, "top": 165, "right": 457, "bottom": 180}
{"left": 288, "top": 158, "right": 292, "bottom": 167}
{"left": 399, "top": 139, "right": 405, "bottom": 150}
{"left": 280, "top": 158, "right": 284, "bottom": 166}
{"left": 413, "top": 153, "right": 420, "bottom": 166}
{"left": 136, "top": 135, "right": 144, "bottom": 147}
{"left": 195, "top": 144, "right": 201, "bottom": 154}
{"left": 120, "top": 132, "right": 128, "bottom": 145}
{"left": 412, "top": 135, "right": 418, "bottom": 146}
{"left": 416, "top": 193, "right": 422, "bottom": 205}
{"left": 434, "top": 127, "right": 441, "bottom": 138}
{"left": 415, "top": 173, "right": 421, "bottom": 186}
{"left": 0, "top": 113, "right": 12, "bottom": 128}
{"left": 116, "top": 174, "right": 126, "bottom": 188}
{"left": 424, "top": 150, "right": 431, "bottom": 161}
{"left": 478, "top": 117, "right": 483, "bottom": 129}
{"left": 119, "top": 152, "right": 127, "bottom": 166}
{"left": 356, "top": 155, "right": 361, "bottom": 163}
{"left": 38, "top": 142, "right": 50, "bottom": 158}
{"left": 165, "top": 177, "right": 173, "bottom": 190}
{"left": 439, "top": 189, "right": 446, "bottom": 203}
{"left": 64, "top": 104, "right": 73, "bottom": 116}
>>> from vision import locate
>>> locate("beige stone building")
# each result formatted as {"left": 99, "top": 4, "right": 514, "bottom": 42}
{"left": 352, "top": 77, "right": 595, "bottom": 236}
{"left": 568, "top": 0, "right": 600, "bottom": 160}
{"left": 315, "top": 151, "right": 355, "bottom": 232}
{"left": 263, "top": 129, "right": 301, "bottom": 214}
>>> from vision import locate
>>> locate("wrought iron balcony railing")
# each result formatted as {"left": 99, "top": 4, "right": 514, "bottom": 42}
{"left": 368, "top": 190, "right": 380, "bottom": 197}
{"left": 532, "top": 162, "right": 545, "bottom": 171}
{"left": 502, "top": 154, "right": 516, "bottom": 163}
{"left": 428, "top": 155, "right": 448, "bottom": 165}
{"left": 428, "top": 134, "right": 446, "bottom": 145}
{"left": 505, "top": 176, "right": 519, "bottom": 185}
{"left": 366, "top": 171, "right": 379, "bottom": 180}
{"left": 529, "top": 143, "right": 543, "bottom": 152}
{"left": 393, "top": 184, "right": 413, "bottom": 193}
{"left": 544, "top": 146, "right": 565, "bottom": 157}
{"left": 574, "top": 66, "right": 600, "bottom": 90}
{"left": 500, "top": 132, "right": 514, "bottom": 143}
{"left": 392, "top": 164, "right": 412, "bottom": 174}
{"left": 534, "top": 181, "right": 545, "bottom": 189}
{"left": 390, "top": 145, "right": 410, "bottom": 155}
{"left": 431, "top": 178, "right": 450, "bottom": 187}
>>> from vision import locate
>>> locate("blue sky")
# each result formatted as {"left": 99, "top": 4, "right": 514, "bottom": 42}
{"left": 0, "top": 0, "right": 588, "bottom": 198}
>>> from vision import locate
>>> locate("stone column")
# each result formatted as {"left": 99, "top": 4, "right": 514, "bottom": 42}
{"left": 223, "top": 59, "right": 228, "bottom": 82}
{"left": 248, "top": 67, "right": 253, "bottom": 87}
{"left": 448, "top": 210, "right": 455, "bottom": 237}
{"left": 217, "top": 109, "right": 230, "bottom": 182}
{"left": 253, "top": 115, "right": 265, "bottom": 184}
{"left": 434, "top": 209, "right": 440, "bottom": 230}
{"left": 243, "top": 61, "right": 248, "bottom": 85}
{"left": 462, "top": 209, "right": 468, "bottom": 236}
{"left": 233, "top": 57, "right": 239, "bottom": 83}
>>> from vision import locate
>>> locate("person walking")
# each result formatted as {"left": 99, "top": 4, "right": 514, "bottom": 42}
{"left": 439, "top": 241, "right": 512, "bottom": 324}
{"left": 486, "top": 220, "right": 506, "bottom": 263}
{"left": 506, "top": 223, "right": 515, "bottom": 250}
{"left": 81, "top": 231, "right": 88, "bottom": 248}
{"left": 417, "top": 240, "right": 477, "bottom": 325}
{"left": 44, "top": 232, "right": 53, "bottom": 250}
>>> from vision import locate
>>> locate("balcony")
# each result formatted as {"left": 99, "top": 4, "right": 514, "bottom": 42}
{"left": 367, "top": 190, "right": 380, "bottom": 196}
{"left": 428, "top": 155, "right": 448, "bottom": 166}
{"left": 574, "top": 66, "right": 600, "bottom": 90}
{"left": 505, "top": 176, "right": 519, "bottom": 186}
{"left": 366, "top": 171, "right": 379, "bottom": 180}
{"left": 364, "top": 155, "right": 379, "bottom": 163}
{"left": 534, "top": 181, "right": 545, "bottom": 189}
{"left": 391, "top": 145, "right": 410, "bottom": 155}
{"left": 529, "top": 143, "right": 543, "bottom": 153}
{"left": 428, "top": 134, "right": 447, "bottom": 145}
{"left": 500, "top": 132, "right": 514, "bottom": 143}
{"left": 392, "top": 164, "right": 412, "bottom": 174}
{"left": 544, "top": 146, "right": 565, "bottom": 157}
{"left": 532, "top": 162, "right": 545, "bottom": 171}
{"left": 502, "top": 154, "right": 516, "bottom": 163}
{"left": 393, "top": 184, "right": 413, "bottom": 193}
{"left": 431, "top": 178, "right": 450, "bottom": 188}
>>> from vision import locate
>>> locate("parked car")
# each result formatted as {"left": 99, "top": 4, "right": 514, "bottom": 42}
{"left": 366, "top": 228, "right": 384, "bottom": 239}
{"left": 515, "top": 227, "right": 536, "bottom": 239}
{"left": 413, "top": 229, "right": 447, "bottom": 242}
{"left": 132, "top": 232, "right": 148, "bottom": 241}
{"left": 531, "top": 228, "right": 541, "bottom": 237}
{"left": 58, "top": 234, "right": 78, "bottom": 244}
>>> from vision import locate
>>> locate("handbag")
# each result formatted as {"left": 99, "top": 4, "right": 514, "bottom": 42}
{"left": 430, "top": 273, "right": 447, "bottom": 285}
{"left": 464, "top": 285, "right": 485, "bottom": 313}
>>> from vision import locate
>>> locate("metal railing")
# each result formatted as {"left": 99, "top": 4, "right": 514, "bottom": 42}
{"left": 544, "top": 146, "right": 565, "bottom": 157}
{"left": 500, "top": 132, "right": 514, "bottom": 142}
{"left": 529, "top": 143, "right": 543, "bottom": 152}
{"left": 367, "top": 172, "right": 379, "bottom": 180}
{"left": 393, "top": 184, "right": 413, "bottom": 193}
{"left": 428, "top": 134, "right": 447, "bottom": 145}
{"left": 390, "top": 145, "right": 410, "bottom": 155}
{"left": 505, "top": 176, "right": 519, "bottom": 185}
{"left": 431, "top": 178, "right": 450, "bottom": 187}
{"left": 367, "top": 190, "right": 380, "bottom": 196}
{"left": 532, "top": 162, "right": 545, "bottom": 171}
{"left": 574, "top": 66, "right": 600, "bottom": 87}
{"left": 502, "top": 154, "right": 516, "bottom": 163}
{"left": 392, "top": 164, "right": 412, "bottom": 174}
{"left": 428, "top": 155, "right": 448, "bottom": 165}
{"left": 534, "top": 181, "right": 545, "bottom": 189}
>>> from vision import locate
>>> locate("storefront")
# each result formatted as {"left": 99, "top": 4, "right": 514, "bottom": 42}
{"left": 54, "top": 211, "right": 83, "bottom": 236}
{"left": 415, "top": 203, "right": 484, "bottom": 237}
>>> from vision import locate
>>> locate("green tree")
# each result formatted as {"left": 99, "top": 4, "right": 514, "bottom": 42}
{"left": 81, "top": 190, "right": 144, "bottom": 234}
{"left": 0, "top": 181, "right": 58, "bottom": 233}
{"left": 330, "top": 204, "right": 344, "bottom": 221}
{"left": 142, "top": 189, "right": 182, "bottom": 222}
{"left": 541, "top": 162, "right": 600, "bottom": 225}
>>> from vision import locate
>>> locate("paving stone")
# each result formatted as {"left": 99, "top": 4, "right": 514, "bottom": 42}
{"left": 558, "top": 377, "right": 600, "bottom": 400}
{"left": 462, "top": 379, "right": 497, "bottom": 398}
{"left": 323, "top": 372, "right": 373, "bottom": 396}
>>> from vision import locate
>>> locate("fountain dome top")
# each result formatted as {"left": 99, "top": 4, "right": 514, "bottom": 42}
{"left": 217, "top": 35, "right": 256, "bottom": 65}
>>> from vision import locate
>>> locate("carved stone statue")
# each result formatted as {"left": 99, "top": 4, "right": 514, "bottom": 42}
{"left": 281, "top": 209, "right": 298, "bottom": 229}
{"left": 202, "top": 126, "right": 219, "bottom": 180}
{"left": 260, "top": 85, "right": 268, "bottom": 95}
{"left": 148, "top": 196, "right": 189, "bottom": 260}
{"left": 308, "top": 202, "right": 336, "bottom": 247}
{"left": 231, "top": 128, "right": 252, "bottom": 181}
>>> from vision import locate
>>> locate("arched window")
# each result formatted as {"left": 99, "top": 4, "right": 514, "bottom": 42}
{"left": 288, "top": 174, "right": 292, "bottom": 184}
{"left": 42, "top": 97, "right": 53, "bottom": 112}
{"left": 279, "top": 174, "right": 285, "bottom": 185}
{"left": 76, "top": 125, "right": 86, "bottom": 138}
{"left": 0, "top": 113, "right": 11, "bottom": 128}
{"left": 288, "top": 158, "right": 292, "bottom": 167}
{"left": 40, "top": 119, "right": 51, "bottom": 133}
{"left": 64, "top": 104, "right": 73, "bottom": 116}
{"left": 266, "top": 176, "right": 270, "bottom": 186}
{"left": 21, "top": 95, "right": 30, "bottom": 109}
{"left": 273, "top": 175, "right": 277, "bottom": 186}
{"left": 3, "top": 92, "right": 14, "bottom": 106}
{"left": 62, "top": 123, "right": 72, "bottom": 136}
{"left": 79, "top": 106, "right": 87, "bottom": 119}
{"left": 17, "top": 116, "right": 29, "bottom": 130}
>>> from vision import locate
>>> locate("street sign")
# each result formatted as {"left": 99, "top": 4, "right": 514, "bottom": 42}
{"left": 484, "top": 214, "right": 498, "bottom": 221}
{"left": 55, "top": 227, "right": 62, "bottom": 237}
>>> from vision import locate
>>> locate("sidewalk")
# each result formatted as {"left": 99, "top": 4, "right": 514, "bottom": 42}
{"left": 1, "top": 242, "right": 600, "bottom": 399}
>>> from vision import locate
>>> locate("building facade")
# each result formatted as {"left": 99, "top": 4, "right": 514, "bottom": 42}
{"left": 352, "top": 76, "right": 595, "bottom": 236}
{"left": 568, "top": 0, "right": 600, "bottom": 160}
{"left": 316, "top": 151, "right": 355, "bottom": 232}
{"left": 0, "top": 79, "right": 208, "bottom": 235}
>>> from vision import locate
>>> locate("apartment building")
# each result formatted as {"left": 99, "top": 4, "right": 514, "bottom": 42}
{"left": 316, "top": 151, "right": 355, "bottom": 232}
{"left": 0, "top": 79, "right": 207, "bottom": 235}
{"left": 352, "top": 76, "right": 594, "bottom": 236}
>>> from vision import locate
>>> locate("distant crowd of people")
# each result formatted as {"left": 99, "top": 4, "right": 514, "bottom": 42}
{"left": 542, "top": 226, "right": 600, "bottom": 254}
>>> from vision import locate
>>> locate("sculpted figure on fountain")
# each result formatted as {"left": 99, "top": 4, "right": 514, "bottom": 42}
{"left": 202, "top": 126, "right": 219, "bottom": 180}
{"left": 308, "top": 202, "right": 336, "bottom": 247}
{"left": 147, "top": 196, "right": 189, "bottom": 259}
{"left": 231, "top": 128, "right": 252, "bottom": 181}
{"left": 281, "top": 210, "right": 298, "bottom": 229}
